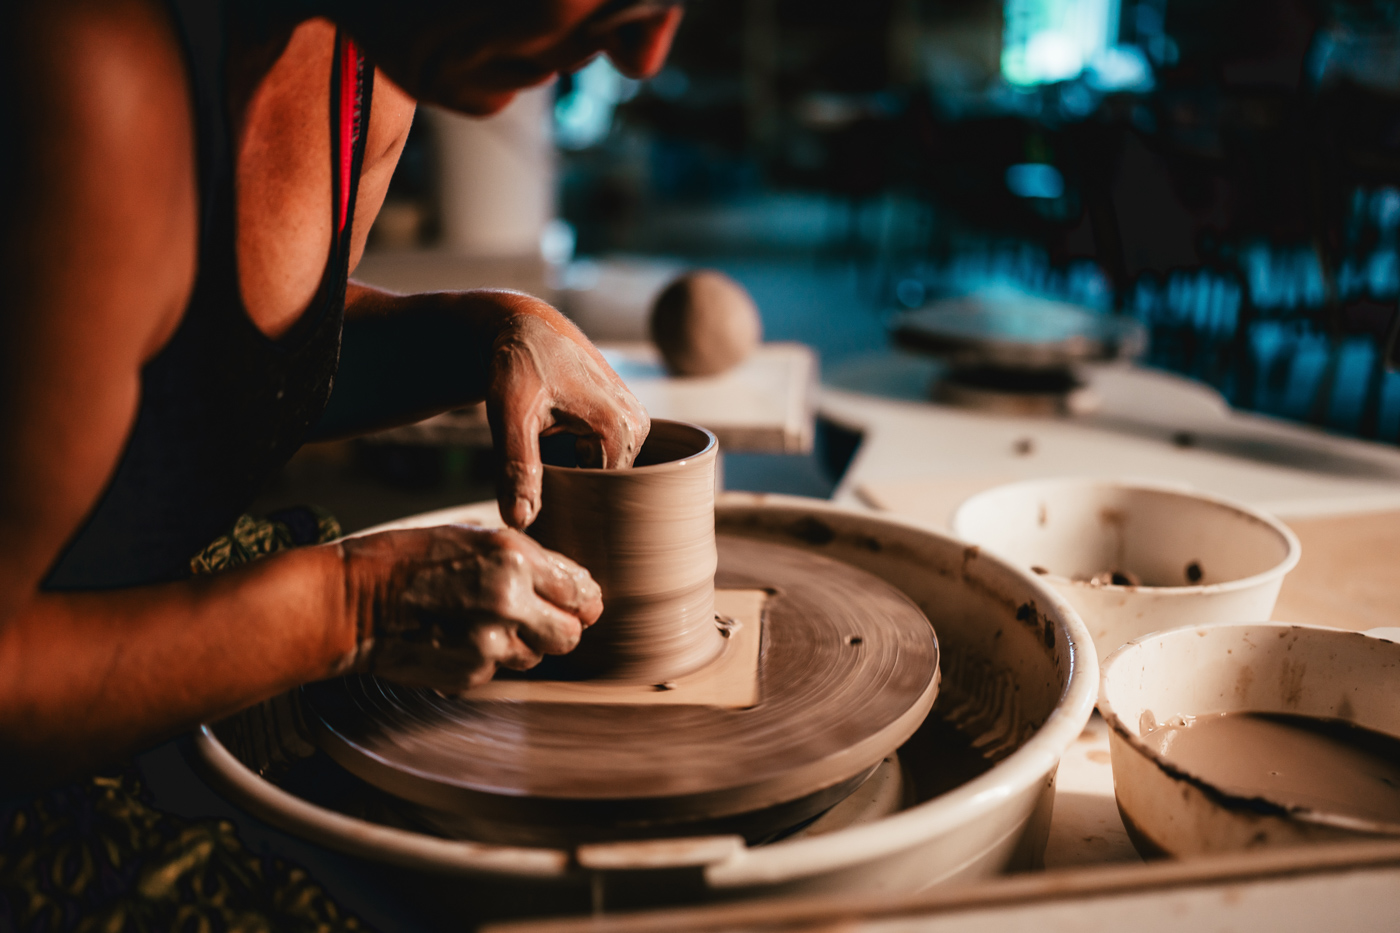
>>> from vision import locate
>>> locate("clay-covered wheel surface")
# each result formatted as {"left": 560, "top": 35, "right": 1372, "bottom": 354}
{"left": 303, "top": 535, "right": 939, "bottom": 840}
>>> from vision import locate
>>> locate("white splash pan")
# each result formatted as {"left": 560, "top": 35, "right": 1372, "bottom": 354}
{"left": 192, "top": 494, "right": 1096, "bottom": 916}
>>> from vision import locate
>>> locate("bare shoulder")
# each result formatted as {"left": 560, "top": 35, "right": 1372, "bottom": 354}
{"left": 7, "top": 0, "right": 192, "bottom": 152}
{"left": 3, "top": 0, "right": 197, "bottom": 359}
{"left": 0, "top": 0, "right": 198, "bottom": 599}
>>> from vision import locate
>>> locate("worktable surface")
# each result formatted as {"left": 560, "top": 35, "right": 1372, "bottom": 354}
{"left": 814, "top": 357, "right": 1400, "bottom": 870}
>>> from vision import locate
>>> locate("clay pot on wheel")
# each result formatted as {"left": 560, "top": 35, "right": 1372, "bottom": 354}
{"left": 530, "top": 420, "right": 722, "bottom": 682}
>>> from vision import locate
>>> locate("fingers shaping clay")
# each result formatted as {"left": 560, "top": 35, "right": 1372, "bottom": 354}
{"left": 530, "top": 420, "right": 723, "bottom": 683}
{"left": 650, "top": 270, "right": 762, "bottom": 377}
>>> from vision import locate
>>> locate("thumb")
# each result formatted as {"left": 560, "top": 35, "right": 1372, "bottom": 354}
{"left": 497, "top": 410, "right": 545, "bottom": 530}
{"left": 486, "top": 370, "right": 548, "bottom": 528}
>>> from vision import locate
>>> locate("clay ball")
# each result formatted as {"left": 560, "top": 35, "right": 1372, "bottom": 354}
{"left": 649, "top": 270, "right": 762, "bottom": 377}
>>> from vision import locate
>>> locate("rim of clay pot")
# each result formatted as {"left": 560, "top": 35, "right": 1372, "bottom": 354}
{"left": 543, "top": 419, "right": 717, "bottom": 475}
{"left": 951, "top": 478, "right": 1301, "bottom": 597}
{"left": 1099, "top": 621, "right": 1400, "bottom": 837}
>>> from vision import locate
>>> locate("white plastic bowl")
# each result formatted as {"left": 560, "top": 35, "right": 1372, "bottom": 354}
{"left": 193, "top": 494, "right": 1097, "bottom": 922}
{"left": 1100, "top": 622, "right": 1400, "bottom": 857}
{"left": 951, "top": 478, "right": 1301, "bottom": 663}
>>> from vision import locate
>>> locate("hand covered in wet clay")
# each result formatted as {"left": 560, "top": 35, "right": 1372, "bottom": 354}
{"left": 485, "top": 294, "right": 650, "bottom": 529}
{"left": 338, "top": 524, "right": 603, "bottom": 693}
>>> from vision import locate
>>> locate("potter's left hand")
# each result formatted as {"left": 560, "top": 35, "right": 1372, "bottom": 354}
{"left": 337, "top": 524, "right": 604, "bottom": 693}
{"left": 486, "top": 293, "right": 650, "bottom": 529}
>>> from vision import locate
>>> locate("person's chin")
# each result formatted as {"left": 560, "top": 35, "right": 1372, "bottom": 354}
{"left": 422, "top": 85, "right": 517, "bottom": 116}
{"left": 435, "top": 59, "right": 561, "bottom": 113}
{"left": 457, "top": 90, "right": 520, "bottom": 116}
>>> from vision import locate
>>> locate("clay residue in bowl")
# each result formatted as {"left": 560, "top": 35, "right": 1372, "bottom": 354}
{"left": 1068, "top": 558, "right": 1206, "bottom": 588}
{"left": 1074, "top": 569, "right": 1141, "bottom": 587}
{"left": 1142, "top": 711, "right": 1400, "bottom": 826}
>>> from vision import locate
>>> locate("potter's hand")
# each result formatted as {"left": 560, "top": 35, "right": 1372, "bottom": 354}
{"left": 338, "top": 524, "right": 603, "bottom": 693}
{"left": 486, "top": 295, "right": 650, "bottom": 529}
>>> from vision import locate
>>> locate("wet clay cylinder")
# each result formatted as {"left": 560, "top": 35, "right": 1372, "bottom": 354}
{"left": 531, "top": 420, "right": 722, "bottom": 682}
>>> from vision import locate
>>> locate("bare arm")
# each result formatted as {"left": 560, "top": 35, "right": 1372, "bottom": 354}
{"left": 312, "top": 282, "right": 501, "bottom": 436}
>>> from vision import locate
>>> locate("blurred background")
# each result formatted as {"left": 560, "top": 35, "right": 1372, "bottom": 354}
{"left": 282, "top": 0, "right": 1400, "bottom": 527}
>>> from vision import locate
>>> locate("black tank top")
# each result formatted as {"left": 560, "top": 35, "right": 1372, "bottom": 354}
{"left": 43, "top": 1, "right": 373, "bottom": 590}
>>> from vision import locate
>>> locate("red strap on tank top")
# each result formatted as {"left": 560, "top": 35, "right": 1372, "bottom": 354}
{"left": 335, "top": 35, "right": 364, "bottom": 237}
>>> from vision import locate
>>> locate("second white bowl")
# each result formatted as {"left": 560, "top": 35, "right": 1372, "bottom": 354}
{"left": 1100, "top": 622, "right": 1400, "bottom": 856}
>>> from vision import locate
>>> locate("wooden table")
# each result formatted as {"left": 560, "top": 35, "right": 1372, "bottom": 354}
{"left": 485, "top": 840, "right": 1400, "bottom": 932}
{"left": 1272, "top": 509, "right": 1400, "bottom": 636}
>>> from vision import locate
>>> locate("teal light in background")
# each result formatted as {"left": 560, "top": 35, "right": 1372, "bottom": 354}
{"left": 1002, "top": 0, "right": 1122, "bottom": 86}
{"left": 555, "top": 58, "right": 641, "bottom": 150}
{"left": 1006, "top": 162, "right": 1065, "bottom": 198}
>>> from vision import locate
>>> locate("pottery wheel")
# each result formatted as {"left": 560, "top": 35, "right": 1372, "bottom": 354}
{"left": 302, "top": 535, "right": 940, "bottom": 844}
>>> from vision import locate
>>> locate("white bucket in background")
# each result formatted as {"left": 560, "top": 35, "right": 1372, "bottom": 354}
{"left": 427, "top": 86, "right": 555, "bottom": 259}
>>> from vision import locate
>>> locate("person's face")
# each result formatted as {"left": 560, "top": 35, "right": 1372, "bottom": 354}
{"left": 347, "top": 0, "right": 685, "bottom": 115}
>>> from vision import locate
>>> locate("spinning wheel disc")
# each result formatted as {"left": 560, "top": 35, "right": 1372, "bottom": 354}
{"left": 303, "top": 535, "right": 939, "bottom": 843}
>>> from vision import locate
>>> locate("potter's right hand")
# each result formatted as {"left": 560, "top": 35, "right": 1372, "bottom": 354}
{"left": 485, "top": 297, "right": 650, "bottom": 530}
{"left": 336, "top": 524, "right": 602, "bottom": 693}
